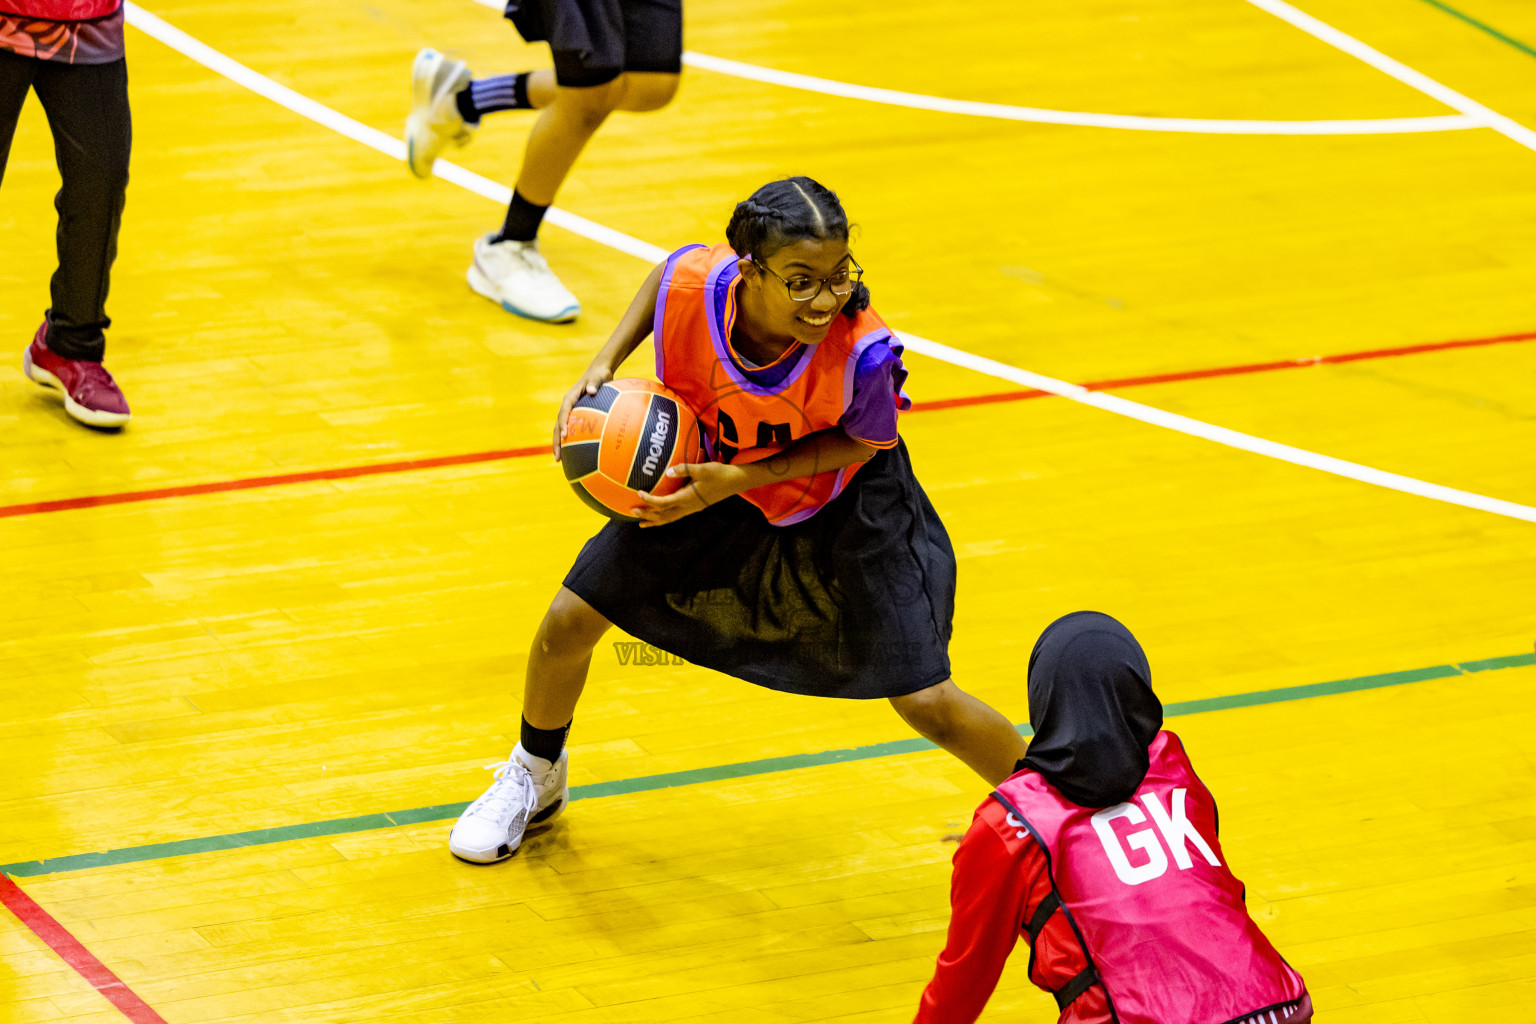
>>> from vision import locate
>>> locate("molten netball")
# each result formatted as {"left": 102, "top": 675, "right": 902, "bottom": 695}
{"left": 561, "top": 378, "right": 705, "bottom": 520}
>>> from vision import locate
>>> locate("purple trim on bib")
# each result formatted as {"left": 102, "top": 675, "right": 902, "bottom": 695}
{"left": 841, "top": 329, "right": 892, "bottom": 409}
{"left": 653, "top": 244, "right": 706, "bottom": 383}
{"left": 891, "top": 336, "right": 913, "bottom": 411}
{"left": 703, "top": 257, "right": 816, "bottom": 396}
{"left": 839, "top": 333, "right": 912, "bottom": 448}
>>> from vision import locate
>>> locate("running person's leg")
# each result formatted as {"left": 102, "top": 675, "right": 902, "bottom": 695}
{"left": 32, "top": 57, "right": 131, "bottom": 363}
{"left": 889, "top": 681, "right": 1030, "bottom": 787}
{"left": 448, "top": 586, "right": 611, "bottom": 863}
{"left": 452, "top": 0, "right": 681, "bottom": 148}
{"left": 467, "top": 68, "right": 676, "bottom": 247}
{"left": 464, "top": 67, "right": 675, "bottom": 117}
{"left": 460, "top": 0, "right": 681, "bottom": 322}
{"left": 407, "top": 63, "right": 672, "bottom": 179}
{"left": 0, "top": 50, "right": 37, "bottom": 181}
{"left": 21, "top": 55, "right": 132, "bottom": 428}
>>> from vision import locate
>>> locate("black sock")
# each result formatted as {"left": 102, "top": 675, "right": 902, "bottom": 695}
{"left": 496, "top": 189, "right": 549, "bottom": 243}
{"left": 455, "top": 87, "right": 480, "bottom": 125}
{"left": 458, "top": 72, "right": 532, "bottom": 125}
{"left": 520, "top": 716, "right": 570, "bottom": 763}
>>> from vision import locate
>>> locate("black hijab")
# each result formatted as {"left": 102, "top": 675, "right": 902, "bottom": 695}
{"left": 1019, "top": 611, "right": 1163, "bottom": 808}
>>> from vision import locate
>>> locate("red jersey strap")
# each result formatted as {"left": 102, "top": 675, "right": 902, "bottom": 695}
{"left": 1056, "top": 967, "right": 1104, "bottom": 1012}
{"left": 1024, "top": 890, "right": 1060, "bottom": 942}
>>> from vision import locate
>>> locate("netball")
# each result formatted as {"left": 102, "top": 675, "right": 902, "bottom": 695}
{"left": 561, "top": 378, "right": 705, "bottom": 520}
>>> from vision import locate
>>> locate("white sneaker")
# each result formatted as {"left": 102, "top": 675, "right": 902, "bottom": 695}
{"left": 406, "top": 48, "right": 474, "bottom": 179}
{"left": 468, "top": 234, "right": 581, "bottom": 323}
{"left": 448, "top": 745, "right": 568, "bottom": 863}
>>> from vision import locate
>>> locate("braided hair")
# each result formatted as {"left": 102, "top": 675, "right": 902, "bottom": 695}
{"left": 725, "top": 176, "right": 871, "bottom": 317}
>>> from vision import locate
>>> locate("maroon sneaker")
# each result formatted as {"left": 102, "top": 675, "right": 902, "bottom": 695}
{"left": 23, "top": 322, "right": 130, "bottom": 428}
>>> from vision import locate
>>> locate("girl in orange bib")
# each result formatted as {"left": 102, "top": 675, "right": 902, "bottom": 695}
{"left": 448, "top": 177, "right": 1029, "bottom": 864}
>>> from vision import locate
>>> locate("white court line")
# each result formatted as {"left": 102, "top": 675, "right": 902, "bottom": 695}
{"left": 1246, "top": 0, "right": 1536, "bottom": 153}
{"left": 463, "top": 0, "right": 1477, "bottom": 136}
{"left": 897, "top": 335, "right": 1536, "bottom": 523}
{"left": 122, "top": 3, "right": 1536, "bottom": 524}
{"left": 679, "top": 50, "right": 1476, "bottom": 136}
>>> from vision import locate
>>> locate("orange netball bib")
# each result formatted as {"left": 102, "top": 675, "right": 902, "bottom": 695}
{"left": 654, "top": 244, "right": 903, "bottom": 525}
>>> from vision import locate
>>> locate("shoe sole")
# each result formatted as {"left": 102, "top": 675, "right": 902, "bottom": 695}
{"left": 407, "top": 49, "right": 470, "bottom": 180}
{"left": 23, "top": 349, "right": 129, "bottom": 428}
{"left": 448, "top": 792, "right": 567, "bottom": 865}
{"left": 449, "top": 844, "right": 515, "bottom": 865}
{"left": 532, "top": 795, "right": 565, "bottom": 826}
{"left": 467, "top": 264, "right": 580, "bottom": 324}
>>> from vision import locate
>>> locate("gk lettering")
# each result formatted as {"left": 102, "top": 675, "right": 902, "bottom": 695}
{"left": 1090, "top": 788, "right": 1221, "bottom": 886}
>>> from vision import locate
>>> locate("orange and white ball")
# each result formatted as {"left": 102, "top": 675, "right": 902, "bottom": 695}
{"left": 560, "top": 378, "right": 706, "bottom": 521}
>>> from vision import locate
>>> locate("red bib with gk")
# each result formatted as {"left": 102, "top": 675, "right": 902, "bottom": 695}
{"left": 994, "top": 731, "right": 1306, "bottom": 1023}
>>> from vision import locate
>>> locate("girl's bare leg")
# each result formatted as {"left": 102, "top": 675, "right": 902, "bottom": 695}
{"left": 890, "top": 679, "right": 1028, "bottom": 786}
{"left": 522, "top": 585, "right": 611, "bottom": 728}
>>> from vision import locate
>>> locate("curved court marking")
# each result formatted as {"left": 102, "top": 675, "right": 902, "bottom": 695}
{"left": 4, "top": 651, "right": 1532, "bottom": 878}
{"left": 1246, "top": 0, "right": 1536, "bottom": 153}
{"left": 121, "top": 4, "right": 1536, "bottom": 525}
{"left": 679, "top": 50, "right": 1477, "bottom": 136}
{"left": 462, "top": 0, "right": 1478, "bottom": 136}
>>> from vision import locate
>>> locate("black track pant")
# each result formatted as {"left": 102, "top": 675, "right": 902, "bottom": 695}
{"left": 0, "top": 49, "right": 130, "bottom": 362}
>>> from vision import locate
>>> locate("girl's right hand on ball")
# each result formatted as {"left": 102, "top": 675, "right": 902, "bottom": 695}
{"left": 553, "top": 367, "right": 615, "bottom": 459}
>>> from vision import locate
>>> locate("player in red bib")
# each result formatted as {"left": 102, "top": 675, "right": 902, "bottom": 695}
{"left": 447, "top": 177, "right": 1029, "bottom": 864}
{"left": 914, "top": 611, "right": 1312, "bottom": 1024}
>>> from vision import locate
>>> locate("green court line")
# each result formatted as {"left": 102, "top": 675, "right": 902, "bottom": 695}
{"left": 1418, "top": 0, "right": 1536, "bottom": 60}
{"left": 4, "top": 651, "right": 1531, "bottom": 879}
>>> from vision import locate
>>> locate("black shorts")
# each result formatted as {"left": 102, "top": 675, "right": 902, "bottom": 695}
{"left": 503, "top": 0, "right": 683, "bottom": 88}
{"left": 562, "top": 439, "right": 957, "bottom": 700}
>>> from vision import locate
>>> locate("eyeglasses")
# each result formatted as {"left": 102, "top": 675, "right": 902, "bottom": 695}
{"left": 752, "top": 255, "right": 864, "bottom": 303}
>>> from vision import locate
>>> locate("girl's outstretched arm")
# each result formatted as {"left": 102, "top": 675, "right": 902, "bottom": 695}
{"left": 552, "top": 260, "right": 666, "bottom": 458}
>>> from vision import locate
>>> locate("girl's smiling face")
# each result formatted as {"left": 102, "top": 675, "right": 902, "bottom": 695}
{"left": 737, "top": 237, "right": 854, "bottom": 355}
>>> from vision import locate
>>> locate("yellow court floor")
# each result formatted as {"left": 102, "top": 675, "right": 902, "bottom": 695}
{"left": 3, "top": 0, "right": 1536, "bottom": 1021}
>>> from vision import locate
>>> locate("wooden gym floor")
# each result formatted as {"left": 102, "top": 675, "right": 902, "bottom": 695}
{"left": 3, "top": 0, "right": 1535, "bottom": 1021}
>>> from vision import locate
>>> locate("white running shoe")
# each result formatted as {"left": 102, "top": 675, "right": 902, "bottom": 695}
{"left": 406, "top": 48, "right": 474, "bottom": 179}
{"left": 468, "top": 234, "right": 581, "bottom": 323}
{"left": 448, "top": 745, "right": 568, "bottom": 863}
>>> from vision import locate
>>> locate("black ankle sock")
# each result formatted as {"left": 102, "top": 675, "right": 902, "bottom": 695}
{"left": 458, "top": 72, "right": 533, "bottom": 126}
{"left": 520, "top": 716, "right": 570, "bottom": 763}
{"left": 496, "top": 189, "right": 549, "bottom": 243}
{"left": 455, "top": 87, "right": 479, "bottom": 125}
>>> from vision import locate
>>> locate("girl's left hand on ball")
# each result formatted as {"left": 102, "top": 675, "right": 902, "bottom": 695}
{"left": 634, "top": 462, "right": 746, "bottom": 527}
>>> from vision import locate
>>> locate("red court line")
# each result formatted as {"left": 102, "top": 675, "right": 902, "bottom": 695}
{"left": 0, "top": 445, "right": 547, "bottom": 519}
{"left": 1, "top": 874, "right": 168, "bottom": 1024}
{"left": 1, "top": 330, "right": 1531, "bottom": 520}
